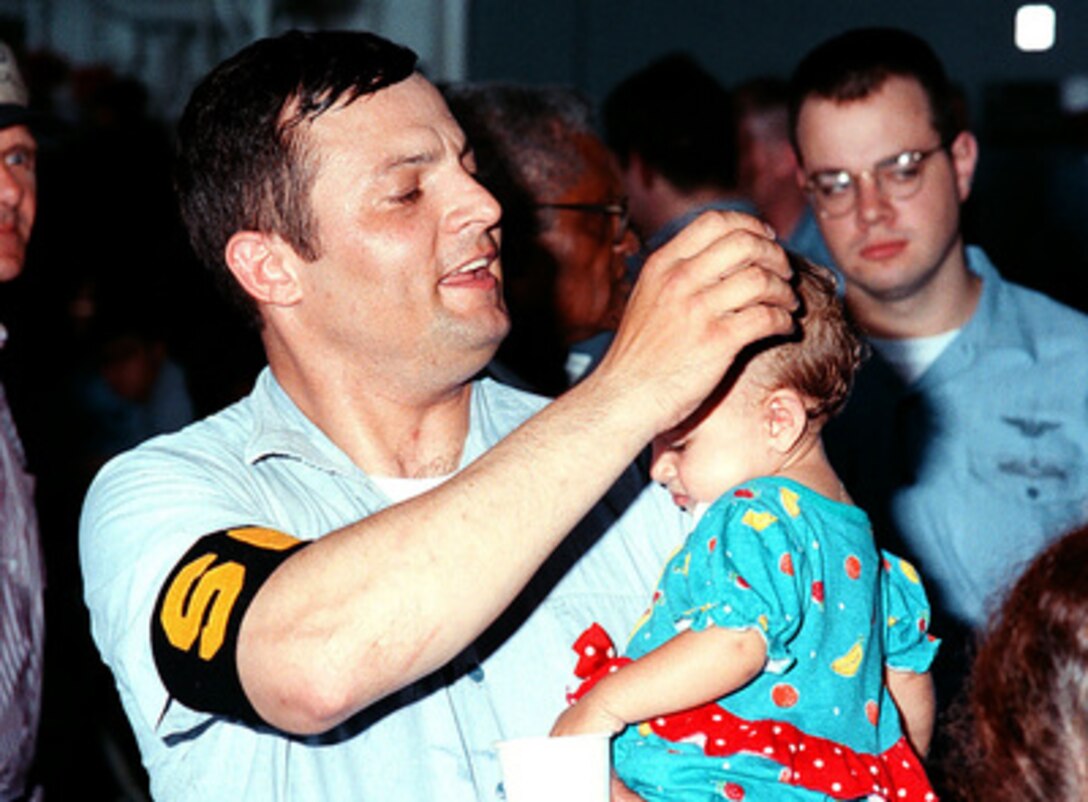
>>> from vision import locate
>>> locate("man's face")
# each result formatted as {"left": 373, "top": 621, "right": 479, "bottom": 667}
{"left": 0, "top": 124, "right": 37, "bottom": 281}
{"left": 289, "top": 74, "right": 508, "bottom": 385}
{"left": 536, "top": 134, "right": 635, "bottom": 345}
{"left": 795, "top": 76, "right": 975, "bottom": 306}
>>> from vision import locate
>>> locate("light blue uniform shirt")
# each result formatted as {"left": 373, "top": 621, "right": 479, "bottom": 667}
{"left": 825, "top": 247, "right": 1088, "bottom": 629}
{"left": 80, "top": 369, "right": 687, "bottom": 802}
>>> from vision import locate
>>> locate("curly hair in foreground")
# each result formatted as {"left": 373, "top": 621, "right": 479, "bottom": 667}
{"left": 946, "top": 525, "right": 1088, "bottom": 801}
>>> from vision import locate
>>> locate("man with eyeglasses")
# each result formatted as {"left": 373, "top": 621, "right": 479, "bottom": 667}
{"left": 444, "top": 84, "right": 636, "bottom": 394}
{"left": 788, "top": 25, "right": 1088, "bottom": 737}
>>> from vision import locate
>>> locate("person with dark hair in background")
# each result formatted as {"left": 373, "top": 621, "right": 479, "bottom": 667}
{"left": 788, "top": 25, "right": 1088, "bottom": 767}
{"left": 734, "top": 77, "right": 836, "bottom": 270}
{"left": 0, "top": 40, "right": 44, "bottom": 802}
{"left": 444, "top": 84, "right": 636, "bottom": 393}
{"left": 947, "top": 525, "right": 1088, "bottom": 802}
{"left": 603, "top": 53, "right": 756, "bottom": 278}
{"left": 79, "top": 29, "right": 797, "bottom": 802}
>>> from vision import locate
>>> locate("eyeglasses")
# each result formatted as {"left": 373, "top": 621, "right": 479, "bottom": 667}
{"left": 803, "top": 145, "right": 946, "bottom": 219}
{"left": 533, "top": 199, "right": 631, "bottom": 245}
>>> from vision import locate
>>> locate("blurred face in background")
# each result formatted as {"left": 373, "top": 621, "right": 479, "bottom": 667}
{"left": 535, "top": 133, "right": 637, "bottom": 345}
{"left": 0, "top": 124, "right": 37, "bottom": 281}
{"left": 737, "top": 108, "right": 797, "bottom": 213}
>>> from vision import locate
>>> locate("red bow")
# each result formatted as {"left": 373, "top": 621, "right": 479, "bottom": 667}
{"left": 566, "top": 622, "right": 632, "bottom": 705}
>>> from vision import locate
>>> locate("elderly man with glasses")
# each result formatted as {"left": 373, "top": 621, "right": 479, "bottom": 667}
{"left": 445, "top": 84, "right": 637, "bottom": 395}
{"left": 788, "top": 24, "right": 1088, "bottom": 775}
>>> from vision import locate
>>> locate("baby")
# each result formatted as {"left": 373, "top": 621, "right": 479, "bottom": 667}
{"left": 554, "top": 258, "right": 939, "bottom": 802}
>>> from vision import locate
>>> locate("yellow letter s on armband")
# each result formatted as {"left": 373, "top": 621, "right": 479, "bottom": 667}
{"left": 160, "top": 554, "right": 244, "bottom": 660}
{"left": 152, "top": 526, "right": 308, "bottom": 724}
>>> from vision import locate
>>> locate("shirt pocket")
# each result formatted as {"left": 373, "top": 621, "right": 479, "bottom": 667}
{"left": 968, "top": 424, "right": 1088, "bottom": 529}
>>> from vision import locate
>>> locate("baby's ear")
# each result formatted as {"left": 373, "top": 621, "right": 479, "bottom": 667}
{"left": 766, "top": 389, "right": 808, "bottom": 454}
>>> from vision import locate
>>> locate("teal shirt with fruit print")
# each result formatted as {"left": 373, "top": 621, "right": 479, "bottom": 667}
{"left": 613, "top": 477, "right": 939, "bottom": 802}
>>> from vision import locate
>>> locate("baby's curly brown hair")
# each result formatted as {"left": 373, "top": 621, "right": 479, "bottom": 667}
{"left": 742, "top": 253, "right": 867, "bottom": 424}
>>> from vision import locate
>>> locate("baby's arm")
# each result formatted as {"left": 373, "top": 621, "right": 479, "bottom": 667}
{"left": 885, "top": 668, "right": 935, "bottom": 756}
{"left": 551, "top": 626, "right": 767, "bottom": 736}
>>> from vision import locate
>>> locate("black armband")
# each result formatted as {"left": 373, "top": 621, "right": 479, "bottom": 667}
{"left": 151, "top": 526, "right": 308, "bottom": 724}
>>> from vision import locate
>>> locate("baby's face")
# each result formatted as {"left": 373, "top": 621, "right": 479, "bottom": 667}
{"left": 650, "top": 375, "right": 773, "bottom": 511}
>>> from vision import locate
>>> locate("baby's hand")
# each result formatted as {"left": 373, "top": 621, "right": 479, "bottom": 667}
{"left": 550, "top": 695, "right": 626, "bottom": 737}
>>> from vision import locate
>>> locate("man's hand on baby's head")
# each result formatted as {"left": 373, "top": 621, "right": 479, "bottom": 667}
{"left": 593, "top": 210, "right": 797, "bottom": 437}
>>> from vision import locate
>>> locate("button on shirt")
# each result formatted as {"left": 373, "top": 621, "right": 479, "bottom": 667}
{"left": 80, "top": 370, "right": 687, "bottom": 802}
{"left": 825, "top": 246, "right": 1088, "bottom": 628}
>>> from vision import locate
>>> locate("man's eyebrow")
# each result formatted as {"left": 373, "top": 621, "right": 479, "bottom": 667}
{"left": 375, "top": 137, "right": 470, "bottom": 176}
{"left": 1, "top": 136, "right": 36, "bottom": 152}
{"left": 377, "top": 149, "right": 439, "bottom": 175}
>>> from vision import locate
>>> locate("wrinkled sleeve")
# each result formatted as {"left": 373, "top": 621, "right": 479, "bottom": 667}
{"left": 80, "top": 442, "right": 286, "bottom": 739}
{"left": 664, "top": 499, "right": 804, "bottom": 672}
{"left": 880, "top": 550, "right": 940, "bottom": 673}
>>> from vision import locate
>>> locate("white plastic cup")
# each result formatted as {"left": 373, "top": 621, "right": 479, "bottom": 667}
{"left": 495, "top": 732, "right": 611, "bottom": 802}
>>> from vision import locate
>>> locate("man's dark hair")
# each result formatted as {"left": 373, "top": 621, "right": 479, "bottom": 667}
{"left": 175, "top": 29, "right": 417, "bottom": 323}
{"left": 787, "top": 27, "right": 962, "bottom": 158}
{"left": 602, "top": 52, "right": 737, "bottom": 193}
{"left": 734, "top": 77, "right": 793, "bottom": 146}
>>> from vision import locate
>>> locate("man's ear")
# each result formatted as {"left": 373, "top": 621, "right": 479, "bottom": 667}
{"left": 949, "top": 130, "right": 979, "bottom": 203}
{"left": 224, "top": 231, "right": 303, "bottom": 308}
{"left": 765, "top": 388, "right": 808, "bottom": 454}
